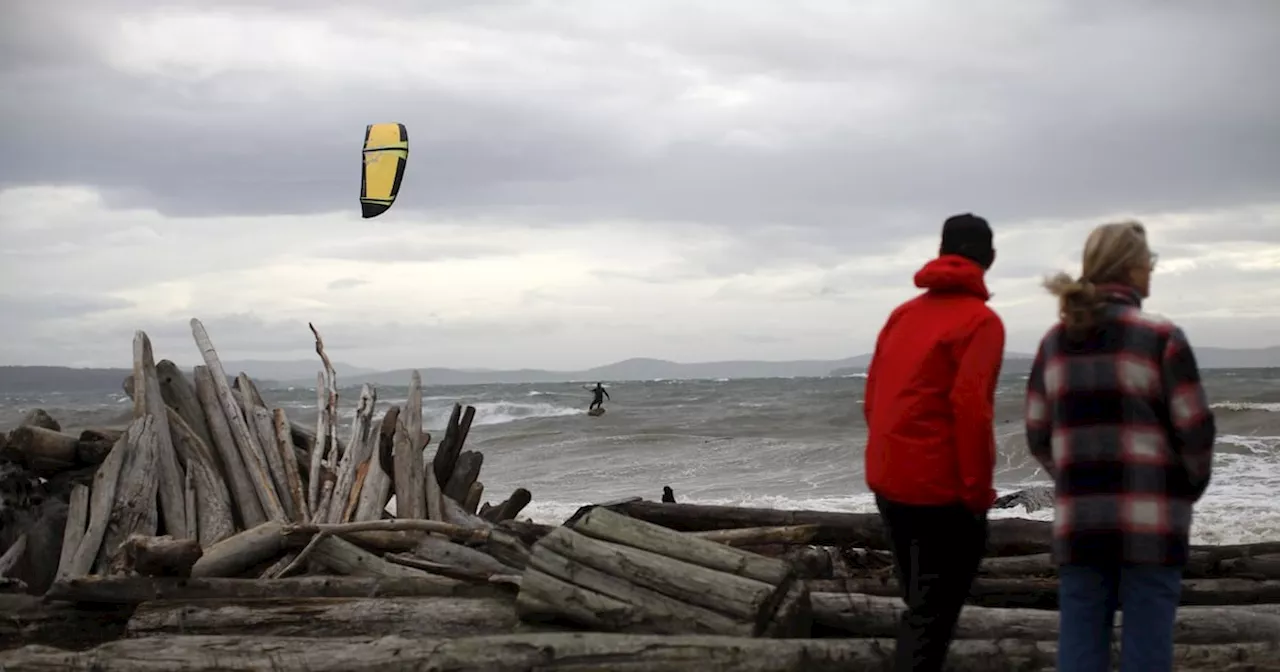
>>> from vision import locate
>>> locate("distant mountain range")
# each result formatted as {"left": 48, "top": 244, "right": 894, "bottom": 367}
{"left": 2, "top": 346, "right": 1278, "bottom": 393}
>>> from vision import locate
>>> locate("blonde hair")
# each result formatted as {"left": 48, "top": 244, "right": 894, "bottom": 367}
{"left": 1043, "top": 220, "right": 1154, "bottom": 333}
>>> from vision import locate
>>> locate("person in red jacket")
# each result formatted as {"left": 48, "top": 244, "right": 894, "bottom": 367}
{"left": 863, "top": 213, "right": 1005, "bottom": 672}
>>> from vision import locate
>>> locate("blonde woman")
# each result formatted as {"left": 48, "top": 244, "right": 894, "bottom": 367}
{"left": 1024, "top": 221, "right": 1215, "bottom": 671}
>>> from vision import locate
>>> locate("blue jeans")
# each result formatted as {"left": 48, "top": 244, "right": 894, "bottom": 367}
{"left": 1058, "top": 564, "right": 1183, "bottom": 671}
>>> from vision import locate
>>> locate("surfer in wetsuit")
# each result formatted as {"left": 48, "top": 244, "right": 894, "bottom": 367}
{"left": 587, "top": 382, "right": 610, "bottom": 411}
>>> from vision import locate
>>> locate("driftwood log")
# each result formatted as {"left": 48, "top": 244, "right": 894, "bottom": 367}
{"left": 18, "top": 409, "right": 60, "bottom": 432}
{"left": 605, "top": 501, "right": 1052, "bottom": 556}
{"left": 2, "top": 426, "right": 79, "bottom": 473}
{"left": 44, "top": 575, "right": 509, "bottom": 604}
{"left": 94, "top": 418, "right": 161, "bottom": 573}
{"left": 125, "top": 596, "right": 526, "bottom": 638}
{"left": 0, "top": 594, "right": 133, "bottom": 652}
{"left": 131, "top": 331, "right": 187, "bottom": 540}
{"left": 811, "top": 576, "right": 1280, "bottom": 609}
{"left": 519, "top": 507, "right": 806, "bottom": 637}
{"left": 116, "top": 536, "right": 203, "bottom": 578}
{"left": 190, "top": 318, "right": 287, "bottom": 523}
{"left": 979, "top": 546, "right": 1280, "bottom": 579}
{"left": 191, "top": 365, "right": 267, "bottom": 529}
{"left": 485, "top": 487, "right": 532, "bottom": 523}
{"left": 810, "top": 592, "right": 1280, "bottom": 643}
{"left": 3, "top": 634, "right": 1278, "bottom": 671}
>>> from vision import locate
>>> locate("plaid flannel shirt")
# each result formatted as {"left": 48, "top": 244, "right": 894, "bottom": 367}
{"left": 1025, "top": 285, "right": 1216, "bottom": 567}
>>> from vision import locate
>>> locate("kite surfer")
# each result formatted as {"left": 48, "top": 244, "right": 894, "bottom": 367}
{"left": 586, "top": 382, "right": 610, "bottom": 411}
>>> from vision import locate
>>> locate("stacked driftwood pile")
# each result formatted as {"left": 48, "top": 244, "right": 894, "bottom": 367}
{"left": 2, "top": 320, "right": 1280, "bottom": 669}
{"left": 0, "top": 319, "right": 535, "bottom": 597}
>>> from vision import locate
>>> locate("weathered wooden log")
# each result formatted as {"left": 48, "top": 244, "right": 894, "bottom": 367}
{"left": 191, "top": 365, "right": 267, "bottom": 529}
{"left": 73, "top": 436, "right": 114, "bottom": 466}
{"left": 607, "top": 501, "right": 1052, "bottom": 556}
{"left": 132, "top": 331, "right": 187, "bottom": 540}
{"left": 124, "top": 596, "right": 525, "bottom": 639}
{"left": 342, "top": 530, "right": 423, "bottom": 552}
{"left": 521, "top": 549, "right": 753, "bottom": 635}
{"left": 691, "top": 525, "right": 821, "bottom": 547}
{"left": 117, "top": 535, "right": 203, "bottom": 578}
{"left": 44, "top": 575, "right": 508, "bottom": 605}
{"left": 393, "top": 411, "right": 427, "bottom": 520}
{"left": 4, "top": 633, "right": 1279, "bottom": 672}
{"left": 425, "top": 455, "right": 446, "bottom": 523}
{"left": 154, "top": 360, "right": 218, "bottom": 476}
{"left": 481, "top": 526, "right": 533, "bottom": 571}
{"left": 189, "top": 522, "right": 306, "bottom": 578}
{"left": 415, "top": 535, "right": 521, "bottom": 577}
{"left": 190, "top": 320, "right": 287, "bottom": 522}
{"left": 272, "top": 410, "right": 309, "bottom": 522}
{"left": 810, "top": 576, "right": 1280, "bottom": 609}
{"left": 433, "top": 403, "right": 478, "bottom": 486}
{"left": 810, "top": 592, "right": 1280, "bottom": 643}
{"left": 78, "top": 428, "right": 124, "bottom": 444}
{"left": 310, "top": 535, "right": 433, "bottom": 578}
{"left": 166, "top": 410, "right": 234, "bottom": 547}
{"left": 244, "top": 402, "right": 292, "bottom": 521}
{"left": 443, "top": 450, "right": 483, "bottom": 503}
{"left": 780, "top": 546, "right": 835, "bottom": 580}
{"left": 0, "top": 533, "right": 27, "bottom": 577}
{"left": 355, "top": 406, "right": 396, "bottom": 521}
{"left": 191, "top": 518, "right": 488, "bottom": 578}
{"left": 0, "top": 494, "right": 68, "bottom": 595}
{"left": 405, "top": 370, "right": 425, "bottom": 462}
{"left": 464, "top": 481, "right": 484, "bottom": 514}
{"left": 498, "top": 519, "right": 554, "bottom": 546}
{"left": 63, "top": 433, "right": 127, "bottom": 579}
{"left": 54, "top": 484, "right": 89, "bottom": 580}
{"left": 522, "top": 507, "right": 803, "bottom": 636}
{"left": 384, "top": 553, "right": 514, "bottom": 584}
{"left": 574, "top": 507, "right": 791, "bottom": 585}
{"left": 4, "top": 426, "right": 78, "bottom": 473}
{"left": 1219, "top": 554, "right": 1280, "bottom": 580}
{"left": 18, "top": 409, "right": 61, "bottom": 432}
{"left": 326, "top": 384, "right": 376, "bottom": 523}
{"left": 0, "top": 594, "right": 133, "bottom": 651}
{"left": 486, "top": 487, "right": 532, "bottom": 523}
{"left": 978, "top": 545, "right": 1280, "bottom": 579}
{"left": 95, "top": 417, "right": 161, "bottom": 573}
{"left": 340, "top": 461, "right": 370, "bottom": 522}
{"left": 307, "top": 322, "right": 340, "bottom": 516}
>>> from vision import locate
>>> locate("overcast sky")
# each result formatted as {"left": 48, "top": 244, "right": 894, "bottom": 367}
{"left": 2, "top": 1, "right": 1279, "bottom": 370}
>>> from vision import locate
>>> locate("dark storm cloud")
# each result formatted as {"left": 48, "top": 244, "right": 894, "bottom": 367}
{"left": 2, "top": 0, "right": 1279, "bottom": 244}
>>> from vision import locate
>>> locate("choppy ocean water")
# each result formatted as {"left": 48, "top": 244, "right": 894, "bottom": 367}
{"left": 5, "top": 369, "right": 1280, "bottom": 545}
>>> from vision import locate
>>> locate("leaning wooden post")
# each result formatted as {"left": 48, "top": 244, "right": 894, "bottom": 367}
{"left": 133, "top": 331, "right": 187, "bottom": 539}
{"left": 189, "top": 318, "right": 286, "bottom": 522}
{"left": 192, "top": 365, "right": 267, "bottom": 528}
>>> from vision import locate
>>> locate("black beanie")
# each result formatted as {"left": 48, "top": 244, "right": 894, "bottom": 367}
{"left": 940, "top": 213, "right": 994, "bottom": 269}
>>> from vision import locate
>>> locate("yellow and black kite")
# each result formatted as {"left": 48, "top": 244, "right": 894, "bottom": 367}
{"left": 360, "top": 123, "right": 409, "bottom": 218}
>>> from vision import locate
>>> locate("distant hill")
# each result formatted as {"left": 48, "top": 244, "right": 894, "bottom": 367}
{"left": 2, "top": 346, "right": 1277, "bottom": 392}
{"left": 0, "top": 358, "right": 365, "bottom": 394}
{"left": 0, "top": 366, "right": 134, "bottom": 394}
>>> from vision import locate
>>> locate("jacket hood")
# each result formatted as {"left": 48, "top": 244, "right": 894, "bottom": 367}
{"left": 913, "top": 254, "right": 990, "bottom": 300}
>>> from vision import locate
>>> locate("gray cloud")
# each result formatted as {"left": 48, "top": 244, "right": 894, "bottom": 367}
{"left": 0, "top": 293, "right": 134, "bottom": 321}
{"left": 3, "top": 1, "right": 1280, "bottom": 368}
{"left": 1, "top": 0, "right": 1277, "bottom": 242}
{"left": 326, "top": 278, "right": 367, "bottom": 291}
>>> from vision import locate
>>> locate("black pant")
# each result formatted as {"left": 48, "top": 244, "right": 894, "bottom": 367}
{"left": 589, "top": 398, "right": 603, "bottom": 410}
{"left": 876, "top": 495, "right": 988, "bottom": 672}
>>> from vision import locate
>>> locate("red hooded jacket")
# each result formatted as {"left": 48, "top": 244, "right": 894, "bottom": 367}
{"left": 863, "top": 255, "right": 1005, "bottom": 512}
